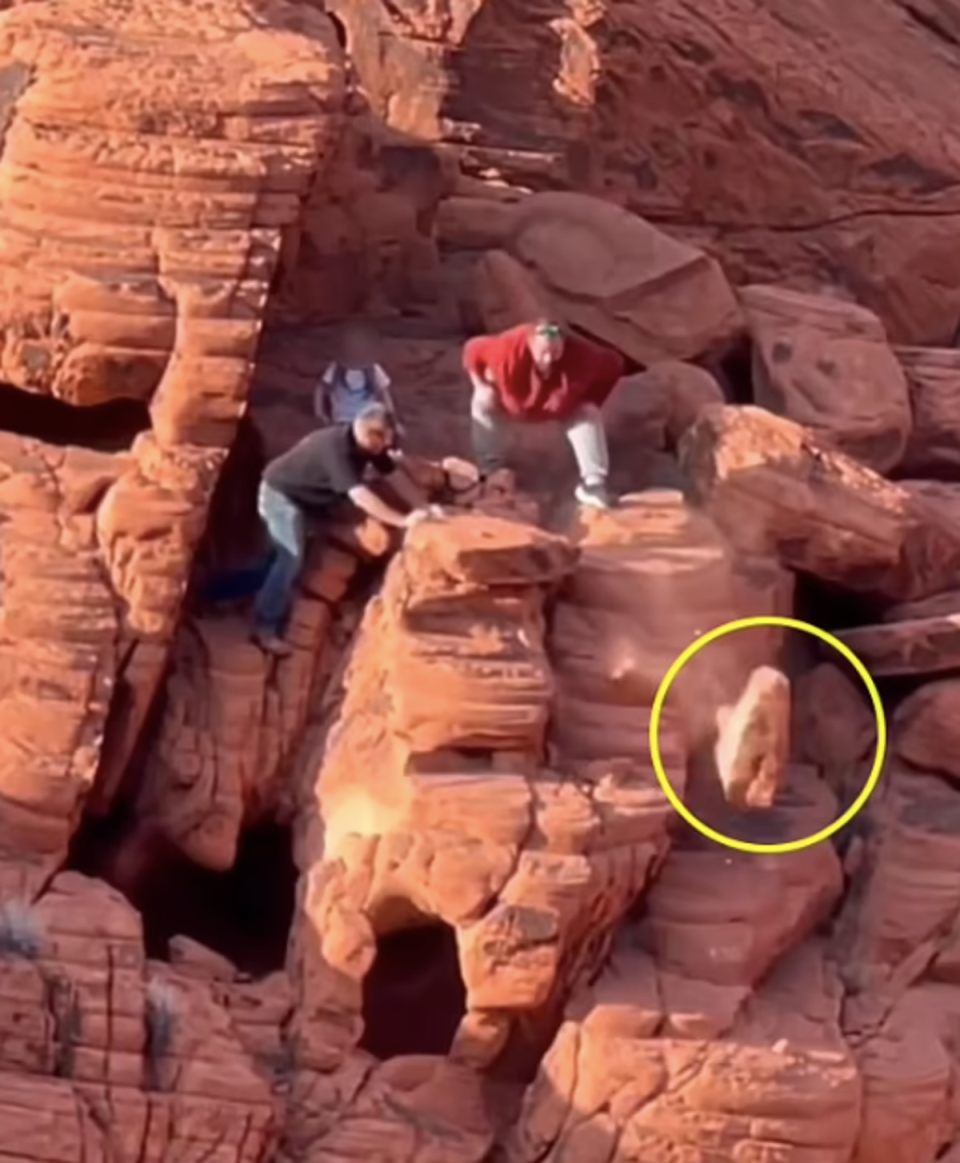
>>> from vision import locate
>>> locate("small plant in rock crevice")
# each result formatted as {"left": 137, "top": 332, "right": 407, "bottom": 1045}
{"left": 0, "top": 898, "right": 44, "bottom": 959}
{"left": 47, "top": 974, "right": 82, "bottom": 1079}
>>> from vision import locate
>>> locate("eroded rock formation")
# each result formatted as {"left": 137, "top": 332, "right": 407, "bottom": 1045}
{"left": 343, "top": 0, "right": 960, "bottom": 343}
{"left": 7, "top": 1, "right": 960, "bottom": 1162}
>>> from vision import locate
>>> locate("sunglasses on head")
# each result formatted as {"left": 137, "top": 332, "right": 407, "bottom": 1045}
{"left": 535, "top": 323, "right": 563, "bottom": 339}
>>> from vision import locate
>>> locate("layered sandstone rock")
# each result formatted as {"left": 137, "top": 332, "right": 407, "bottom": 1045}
{"left": 15, "top": 378, "right": 960, "bottom": 1163}
{"left": 680, "top": 404, "right": 960, "bottom": 601}
{"left": 792, "top": 663, "right": 877, "bottom": 806}
{"left": 0, "top": 873, "right": 276, "bottom": 1161}
{"left": 12, "top": 3, "right": 960, "bottom": 1153}
{"left": 128, "top": 520, "right": 390, "bottom": 871}
{"left": 507, "top": 938, "right": 858, "bottom": 1163}
{"left": 550, "top": 491, "right": 791, "bottom": 772}
{"left": 0, "top": 0, "right": 350, "bottom": 895}
{"left": 838, "top": 608, "right": 960, "bottom": 677}
{"left": 291, "top": 512, "right": 686, "bottom": 1070}
{"left": 834, "top": 767, "right": 960, "bottom": 1163}
{"left": 0, "top": 429, "right": 223, "bottom": 892}
{"left": 0, "top": 0, "right": 344, "bottom": 444}
{"left": 893, "top": 680, "right": 960, "bottom": 782}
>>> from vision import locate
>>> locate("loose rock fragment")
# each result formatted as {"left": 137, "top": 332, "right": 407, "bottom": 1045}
{"left": 714, "top": 664, "right": 791, "bottom": 809}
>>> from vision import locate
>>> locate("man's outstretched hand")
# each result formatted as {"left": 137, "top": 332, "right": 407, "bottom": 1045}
{"left": 404, "top": 505, "right": 446, "bottom": 529}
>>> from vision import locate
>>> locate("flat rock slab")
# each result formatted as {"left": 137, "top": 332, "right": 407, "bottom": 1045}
{"left": 505, "top": 191, "right": 743, "bottom": 365}
{"left": 837, "top": 614, "right": 960, "bottom": 677}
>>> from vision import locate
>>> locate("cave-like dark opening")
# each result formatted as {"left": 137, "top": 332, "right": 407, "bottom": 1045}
{"left": 711, "top": 335, "right": 754, "bottom": 405}
{"left": 67, "top": 815, "right": 297, "bottom": 978}
{"left": 359, "top": 919, "right": 467, "bottom": 1059}
{"left": 0, "top": 381, "right": 150, "bottom": 451}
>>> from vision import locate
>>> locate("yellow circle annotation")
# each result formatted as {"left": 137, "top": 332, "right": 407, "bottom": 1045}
{"left": 648, "top": 615, "right": 887, "bottom": 855}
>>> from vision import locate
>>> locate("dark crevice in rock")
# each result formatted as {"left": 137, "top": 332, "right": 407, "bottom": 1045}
{"left": 0, "top": 381, "right": 151, "bottom": 452}
{"left": 710, "top": 334, "right": 754, "bottom": 406}
{"left": 793, "top": 573, "right": 888, "bottom": 634}
{"left": 647, "top": 202, "right": 960, "bottom": 238}
{"left": 66, "top": 812, "right": 297, "bottom": 978}
{"left": 359, "top": 916, "right": 467, "bottom": 1059}
{"left": 897, "top": 0, "right": 960, "bottom": 48}
{"left": 188, "top": 411, "right": 267, "bottom": 601}
{"left": 88, "top": 650, "right": 173, "bottom": 817}
{"left": 327, "top": 12, "right": 347, "bottom": 49}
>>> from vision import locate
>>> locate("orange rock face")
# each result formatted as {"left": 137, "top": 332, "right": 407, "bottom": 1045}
{"left": 333, "top": 0, "right": 960, "bottom": 344}
{"left": 11, "top": 0, "right": 960, "bottom": 1159}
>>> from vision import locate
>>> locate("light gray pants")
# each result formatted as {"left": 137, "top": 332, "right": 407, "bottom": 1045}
{"left": 469, "top": 381, "right": 610, "bottom": 482}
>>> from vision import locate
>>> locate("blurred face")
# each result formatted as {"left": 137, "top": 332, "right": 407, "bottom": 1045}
{"left": 528, "top": 324, "right": 565, "bottom": 371}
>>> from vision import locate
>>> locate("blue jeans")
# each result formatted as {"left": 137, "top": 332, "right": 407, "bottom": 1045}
{"left": 253, "top": 482, "right": 306, "bottom": 635}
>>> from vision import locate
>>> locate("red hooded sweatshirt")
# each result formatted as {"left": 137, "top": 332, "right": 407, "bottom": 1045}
{"left": 463, "top": 325, "right": 625, "bottom": 422}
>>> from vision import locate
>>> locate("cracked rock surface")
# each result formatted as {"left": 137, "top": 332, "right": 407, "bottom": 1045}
{"left": 8, "top": 0, "right": 960, "bottom": 1161}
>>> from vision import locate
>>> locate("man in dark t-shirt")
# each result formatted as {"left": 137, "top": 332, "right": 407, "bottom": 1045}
{"left": 252, "top": 403, "right": 440, "bottom": 656}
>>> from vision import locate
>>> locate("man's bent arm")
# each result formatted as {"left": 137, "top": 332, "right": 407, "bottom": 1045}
{"left": 347, "top": 484, "right": 410, "bottom": 528}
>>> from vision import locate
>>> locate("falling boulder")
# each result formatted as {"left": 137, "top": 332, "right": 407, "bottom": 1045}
{"left": 714, "top": 665, "right": 791, "bottom": 809}
{"left": 742, "top": 285, "right": 912, "bottom": 472}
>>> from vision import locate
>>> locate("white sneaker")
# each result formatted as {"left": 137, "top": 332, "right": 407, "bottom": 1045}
{"left": 575, "top": 481, "right": 615, "bottom": 510}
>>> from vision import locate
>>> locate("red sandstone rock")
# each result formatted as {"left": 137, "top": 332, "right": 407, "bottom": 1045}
{"left": 0, "top": 429, "right": 223, "bottom": 886}
{"left": 329, "top": 0, "right": 960, "bottom": 344}
{"left": 436, "top": 195, "right": 522, "bottom": 251}
{"left": 792, "top": 663, "right": 877, "bottom": 803}
{"left": 290, "top": 512, "right": 682, "bottom": 1071}
{"left": 681, "top": 404, "right": 960, "bottom": 601}
{"left": 503, "top": 193, "right": 743, "bottom": 365}
{"left": 601, "top": 361, "right": 726, "bottom": 455}
{"left": 714, "top": 664, "right": 791, "bottom": 809}
{"left": 742, "top": 285, "right": 912, "bottom": 472}
{"left": 11, "top": 4, "right": 960, "bottom": 1150}
{"left": 550, "top": 490, "right": 792, "bottom": 765}
{"left": 897, "top": 347, "right": 960, "bottom": 476}
{"left": 507, "top": 939, "right": 858, "bottom": 1163}
{"left": 0, "top": 0, "right": 344, "bottom": 445}
{"left": 838, "top": 613, "right": 960, "bottom": 678}
{"left": 834, "top": 766, "right": 960, "bottom": 1011}
{"left": 472, "top": 249, "right": 552, "bottom": 332}
{"left": 893, "top": 680, "right": 960, "bottom": 782}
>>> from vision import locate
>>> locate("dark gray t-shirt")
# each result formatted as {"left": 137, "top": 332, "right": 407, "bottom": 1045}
{"left": 263, "top": 424, "right": 395, "bottom": 511}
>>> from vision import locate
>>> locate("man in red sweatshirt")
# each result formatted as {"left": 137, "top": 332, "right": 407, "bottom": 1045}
{"left": 462, "top": 319, "right": 625, "bottom": 509}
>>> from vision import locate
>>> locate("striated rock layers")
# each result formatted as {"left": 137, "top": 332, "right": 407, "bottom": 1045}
{"left": 9, "top": 3, "right": 960, "bottom": 1163}
{"left": 341, "top": 0, "right": 960, "bottom": 344}
{"left": 0, "top": 0, "right": 348, "bottom": 893}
